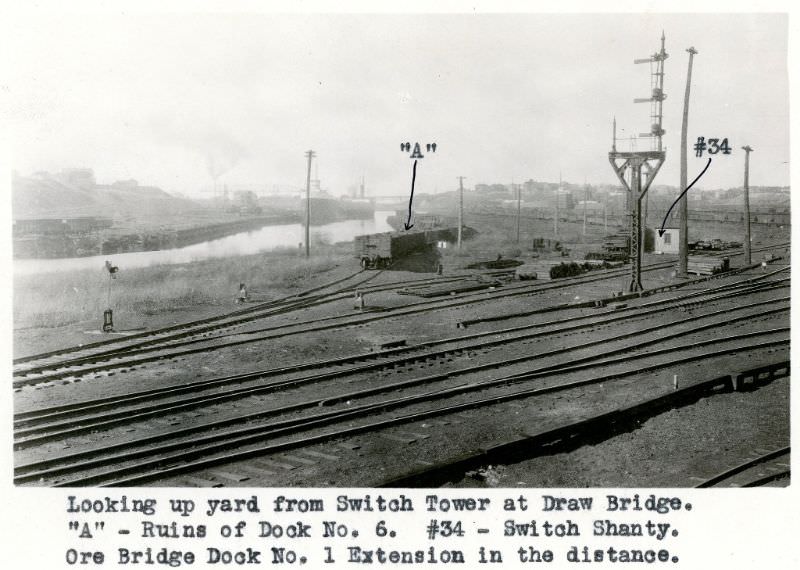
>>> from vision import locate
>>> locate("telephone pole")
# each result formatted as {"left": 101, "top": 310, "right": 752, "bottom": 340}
{"left": 515, "top": 182, "right": 521, "bottom": 243}
{"left": 678, "top": 47, "right": 698, "bottom": 275}
{"left": 304, "top": 150, "right": 315, "bottom": 258}
{"left": 555, "top": 172, "right": 561, "bottom": 238}
{"left": 582, "top": 181, "right": 588, "bottom": 238}
{"left": 457, "top": 176, "right": 466, "bottom": 250}
{"left": 742, "top": 145, "right": 753, "bottom": 265}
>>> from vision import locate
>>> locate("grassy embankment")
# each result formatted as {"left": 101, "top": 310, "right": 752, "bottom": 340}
{"left": 14, "top": 244, "right": 352, "bottom": 330}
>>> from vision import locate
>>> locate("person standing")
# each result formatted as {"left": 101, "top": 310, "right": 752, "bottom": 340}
{"left": 236, "top": 283, "right": 248, "bottom": 304}
{"left": 353, "top": 290, "right": 365, "bottom": 311}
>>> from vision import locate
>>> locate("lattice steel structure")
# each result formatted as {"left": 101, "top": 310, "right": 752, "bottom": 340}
{"left": 609, "top": 33, "right": 668, "bottom": 292}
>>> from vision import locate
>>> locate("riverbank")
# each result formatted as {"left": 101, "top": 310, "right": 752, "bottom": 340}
{"left": 13, "top": 214, "right": 302, "bottom": 259}
{"left": 14, "top": 197, "right": 376, "bottom": 260}
{"left": 13, "top": 243, "right": 357, "bottom": 356}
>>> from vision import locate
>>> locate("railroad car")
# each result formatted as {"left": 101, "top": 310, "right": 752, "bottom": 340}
{"left": 601, "top": 233, "right": 630, "bottom": 253}
{"left": 355, "top": 227, "right": 467, "bottom": 269}
{"left": 354, "top": 231, "right": 429, "bottom": 268}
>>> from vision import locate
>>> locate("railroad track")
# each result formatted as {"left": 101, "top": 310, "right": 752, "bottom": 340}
{"left": 12, "top": 268, "right": 506, "bottom": 370}
{"left": 11, "top": 270, "right": 502, "bottom": 379}
{"left": 15, "top": 301, "right": 789, "bottom": 486}
{"left": 14, "top": 241, "right": 785, "bottom": 381}
{"left": 13, "top": 255, "right": 780, "bottom": 387}
{"left": 12, "top": 265, "right": 789, "bottom": 391}
{"left": 379, "top": 362, "right": 791, "bottom": 488}
{"left": 694, "top": 447, "right": 790, "bottom": 488}
{"left": 13, "top": 273, "right": 790, "bottom": 440}
{"left": 15, "top": 298, "right": 789, "bottom": 450}
{"left": 16, "top": 241, "right": 786, "bottom": 373}
{"left": 14, "top": 268, "right": 371, "bottom": 364}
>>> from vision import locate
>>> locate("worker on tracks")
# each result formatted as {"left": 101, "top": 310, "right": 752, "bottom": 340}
{"left": 354, "top": 290, "right": 365, "bottom": 311}
{"left": 236, "top": 283, "right": 248, "bottom": 304}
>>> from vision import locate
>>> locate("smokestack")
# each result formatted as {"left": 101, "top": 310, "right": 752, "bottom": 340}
{"left": 612, "top": 116, "right": 617, "bottom": 153}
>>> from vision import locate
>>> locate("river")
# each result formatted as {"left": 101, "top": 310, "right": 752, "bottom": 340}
{"left": 14, "top": 211, "right": 395, "bottom": 276}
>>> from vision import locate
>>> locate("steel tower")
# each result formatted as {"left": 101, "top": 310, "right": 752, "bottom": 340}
{"left": 609, "top": 32, "right": 668, "bottom": 292}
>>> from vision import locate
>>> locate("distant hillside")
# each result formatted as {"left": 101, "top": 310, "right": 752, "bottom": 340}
{"left": 12, "top": 172, "right": 204, "bottom": 220}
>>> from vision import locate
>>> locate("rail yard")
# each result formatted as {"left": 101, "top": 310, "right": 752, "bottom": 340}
{"left": 10, "top": 24, "right": 792, "bottom": 494}
{"left": 12, "top": 234, "right": 790, "bottom": 488}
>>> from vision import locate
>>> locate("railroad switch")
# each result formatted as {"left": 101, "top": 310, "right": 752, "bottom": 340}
{"left": 103, "top": 309, "right": 114, "bottom": 333}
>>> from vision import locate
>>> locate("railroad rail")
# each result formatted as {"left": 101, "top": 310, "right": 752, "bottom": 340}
{"left": 13, "top": 269, "right": 509, "bottom": 369}
{"left": 15, "top": 317, "right": 789, "bottom": 486}
{"left": 13, "top": 254, "right": 778, "bottom": 388}
{"left": 12, "top": 271, "right": 506, "bottom": 380}
{"left": 379, "top": 361, "right": 791, "bottom": 488}
{"left": 16, "top": 241, "right": 787, "bottom": 370}
{"left": 15, "top": 303, "right": 789, "bottom": 452}
{"left": 14, "top": 279, "right": 789, "bottom": 442}
{"left": 14, "top": 268, "right": 372, "bottom": 364}
{"left": 694, "top": 446, "right": 790, "bottom": 488}
{"left": 12, "top": 262, "right": 788, "bottom": 391}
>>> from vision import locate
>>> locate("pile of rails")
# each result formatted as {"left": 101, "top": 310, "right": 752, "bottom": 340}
{"left": 516, "top": 259, "right": 620, "bottom": 281}
{"left": 465, "top": 258, "right": 523, "bottom": 270}
{"left": 686, "top": 255, "right": 730, "bottom": 276}
{"left": 397, "top": 278, "right": 503, "bottom": 298}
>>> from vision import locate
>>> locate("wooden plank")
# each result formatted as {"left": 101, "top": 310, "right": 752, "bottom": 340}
{"left": 237, "top": 464, "right": 277, "bottom": 477}
{"left": 182, "top": 476, "right": 220, "bottom": 487}
{"left": 380, "top": 433, "right": 417, "bottom": 444}
{"left": 282, "top": 454, "right": 317, "bottom": 466}
{"left": 208, "top": 470, "right": 250, "bottom": 483}
{"left": 253, "top": 459, "right": 298, "bottom": 471}
{"left": 300, "top": 450, "right": 341, "bottom": 461}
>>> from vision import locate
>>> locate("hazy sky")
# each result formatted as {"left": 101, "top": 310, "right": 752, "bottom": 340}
{"left": 8, "top": 12, "right": 790, "bottom": 197}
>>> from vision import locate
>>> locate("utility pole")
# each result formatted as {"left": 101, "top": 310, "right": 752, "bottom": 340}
{"left": 304, "top": 150, "right": 315, "bottom": 258}
{"left": 582, "top": 181, "right": 588, "bottom": 238}
{"left": 679, "top": 47, "right": 698, "bottom": 275}
{"left": 457, "top": 176, "right": 466, "bottom": 250}
{"left": 742, "top": 145, "right": 753, "bottom": 265}
{"left": 515, "top": 182, "right": 521, "bottom": 243}
{"left": 555, "top": 172, "right": 561, "bottom": 238}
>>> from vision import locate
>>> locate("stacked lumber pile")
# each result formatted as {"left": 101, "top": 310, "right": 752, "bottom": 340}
{"left": 687, "top": 255, "right": 730, "bottom": 275}
{"left": 398, "top": 279, "right": 501, "bottom": 297}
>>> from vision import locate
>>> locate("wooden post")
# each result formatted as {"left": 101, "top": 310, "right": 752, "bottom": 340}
{"left": 304, "top": 150, "right": 315, "bottom": 258}
{"left": 742, "top": 145, "right": 753, "bottom": 265}
{"left": 457, "top": 176, "right": 466, "bottom": 250}
{"left": 679, "top": 48, "right": 697, "bottom": 275}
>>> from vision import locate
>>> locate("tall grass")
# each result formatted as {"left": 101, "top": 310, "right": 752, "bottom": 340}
{"left": 14, "top": 246, "right": 349, "bottom": 330}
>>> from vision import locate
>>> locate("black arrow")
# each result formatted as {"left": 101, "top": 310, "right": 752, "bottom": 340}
{"left": 657, "top": 157, "right": 712, "bottom": 237}
{"left": 404, "top": 159, "right": 417, "bottom": 230}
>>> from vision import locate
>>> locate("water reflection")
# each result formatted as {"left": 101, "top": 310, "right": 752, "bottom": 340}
{"left": 14, "top": 212, "right": 394, "bottom": 275}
